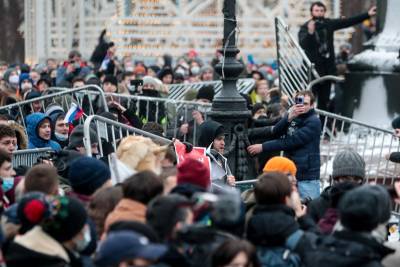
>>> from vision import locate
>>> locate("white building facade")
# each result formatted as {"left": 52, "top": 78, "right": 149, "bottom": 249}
{"left": 24, "top": 0, "right": 347, "bottom": 63}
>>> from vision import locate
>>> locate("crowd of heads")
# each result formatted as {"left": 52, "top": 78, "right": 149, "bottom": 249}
{"left": 0, "top": 6, "right": 399, "bottom": 265}
{"left": 0, "top": 132, "right": 398, "bottom": 267}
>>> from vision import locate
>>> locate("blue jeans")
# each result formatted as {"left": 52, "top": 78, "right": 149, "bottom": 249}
{"left": 298, "top": 180, "right": 320, "bottom": 200}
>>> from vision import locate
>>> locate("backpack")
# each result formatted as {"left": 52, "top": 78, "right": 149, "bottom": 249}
{"left": 257, "top": 246, "right": 301, "bottom": 267}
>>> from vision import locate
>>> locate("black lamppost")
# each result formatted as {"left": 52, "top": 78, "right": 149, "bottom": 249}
{"left": 210, "top": 0, "right": 251, "bottom": 181}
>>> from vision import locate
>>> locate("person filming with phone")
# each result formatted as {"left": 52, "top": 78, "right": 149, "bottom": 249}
{"left": 247, "top": 90, "right": 321, "bottom": 200}
{"left": 298, "top": 1, "right": 376, "bottom": 112}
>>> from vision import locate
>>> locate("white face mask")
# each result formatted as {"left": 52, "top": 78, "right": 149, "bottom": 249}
{"left": 9, "top": 75, "right": 19, "bottom": 85}
{"left": 55, "top": 132, "right": 68, "bottom": 141}
{"left": 191, "top": 66, "right": 200, "bottom": 75}
{"left": 176, "top": 68, "right": 186, "bottom": 76}
{"left": 21, "top": 83, "right": 32, "bottom": 91}
{"left": 75, "top": 226, "right": 91, "bottom": 252}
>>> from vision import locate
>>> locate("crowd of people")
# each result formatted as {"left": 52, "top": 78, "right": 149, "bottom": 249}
{"left": 0, "top": 1, "right": 399, "bottom": 267}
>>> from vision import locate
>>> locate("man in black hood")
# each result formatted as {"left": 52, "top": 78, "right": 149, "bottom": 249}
{"left": 198, "top": 120, "right": 235, "bottom": 187}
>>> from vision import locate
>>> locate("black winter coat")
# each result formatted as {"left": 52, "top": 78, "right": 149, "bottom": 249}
{"left": 297, "top": 230, "right": 394, "bottom": 267}
{"left": 247, "top": 205, "right": 300, "bottom": 246}
{"left": 307, "top": 186, "right": 331, "bottom": 223}
{"left": 4, "top": 242, "right": 83, "bottom": 267}
{"left": 261, "top": 109, "right": 321, "bottom": 181}
{"left": 298, "top": 13, "right": 370, "bottom": 75}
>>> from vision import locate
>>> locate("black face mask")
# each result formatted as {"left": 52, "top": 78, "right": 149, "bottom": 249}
{"left": 340, "top": 51, "right": 349, "bottom": 61}
{"left": 312, "top": 16, "right": 325, "bottom": 22}
{"left": 257, "top": 115, "right": 268, "bottom": 120}
{"left": 142, "top": 90, "right": 160, "bottom": 97}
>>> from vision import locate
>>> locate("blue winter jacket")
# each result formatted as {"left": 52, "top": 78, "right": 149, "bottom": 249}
{"left": 26, "top": 113, "right": 61, "bottom": 151}
{"left": 262, "top": 109, "right": 321, "bottom": 181}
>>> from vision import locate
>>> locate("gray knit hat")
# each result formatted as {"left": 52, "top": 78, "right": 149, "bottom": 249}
{"left": 332, "top": 149, "right": 365, "bottom": 180}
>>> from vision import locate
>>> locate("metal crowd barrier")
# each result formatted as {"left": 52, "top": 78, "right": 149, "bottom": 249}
{"left": 275, "top": 16, "right": 320, "bottom": 104}
{"left": 12, "top": 148, "right": 54, "bottom": 168}
{"left": 62, "top": 91, "right": 211, "bottom": 145}
{"left": 0, "top": 85, "right": 108, "bottom": 132}
{"left": 167, "top": 78, "right": 255, "bottom": 100}
{"left": 83, "top": 115, "right": 171, "bottom": 157}
{"left": 235, "top": 110, "right": 400, "bottom": 191}
{"left": 318, "top": 109, "right": 400, "bottom": 187}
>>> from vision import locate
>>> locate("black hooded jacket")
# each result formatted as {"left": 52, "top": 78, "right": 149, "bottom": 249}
{"left": 197, "top": 120, "right": 224, "bottom": 148}
{"left": 297, "top": 230, "right": 394, "bottom": 267}
{"left": 298, "top": 12, "right": 370, "bottom": 75}
{"left": 246, "top": 204, "right": 299, "bottom": 247}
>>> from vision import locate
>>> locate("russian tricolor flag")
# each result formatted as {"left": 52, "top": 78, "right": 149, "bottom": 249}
{"left": 64, "top": 103, "right": 84, "bottom": 123}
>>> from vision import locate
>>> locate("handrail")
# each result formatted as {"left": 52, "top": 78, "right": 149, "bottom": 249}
{"left": 316, "top": 109, "right": 393, "bottom": 134}
{"left": 0, "top": 85, "right": 109, "bottom": 112}
{"left": 306, "top": 75, "right": 345, "bottom": 91}
{"left": 12, "top": 148, "right": 53, "bottom": 155}
{"left": 83, "top": 115, "right": 172, "bottom": 156}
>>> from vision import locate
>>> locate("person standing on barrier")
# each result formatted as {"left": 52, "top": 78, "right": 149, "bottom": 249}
{"left": 298, "top": 1, "right": 376, "bottom": 111}
{"left": 247, "top": 91, "right": 321, "bottom": 200}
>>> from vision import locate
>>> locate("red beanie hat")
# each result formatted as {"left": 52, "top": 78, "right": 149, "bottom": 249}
{"left": 177, "top": 156, "right": 210, "bottom": 189}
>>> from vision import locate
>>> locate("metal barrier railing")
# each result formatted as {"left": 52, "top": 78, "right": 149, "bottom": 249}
{"left": 103, "top": 92, "right": 211, "bottom": 145}
{"left": 0, "top": 85, "right": 108, "bottom": 131}
{"left": 83, "top": 115, "right": 171, "bottom": 157}
{"left": 275, "top": 16, "right": 320, "bottom": 103}
{"left": 47, "top": 90, "right": 212, "bottom": 145}
{"left": 318, "top": 109, "right": 400, "bottom": 187}
{"left": 12, "top": 148, "right": 54, "bottom": 168}
{"left": 235, "top": 109, "right": 400, "bottom": 190}
{"left": 168, "top": 78, "right": 255, "bottom": 100}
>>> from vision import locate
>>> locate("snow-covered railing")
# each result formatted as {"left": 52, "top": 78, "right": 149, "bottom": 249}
{"left": 318, "top": 109, "right": 399, "bottom": 187}
{"left": 235, "top": 109, "right": 400, "bottom": 191}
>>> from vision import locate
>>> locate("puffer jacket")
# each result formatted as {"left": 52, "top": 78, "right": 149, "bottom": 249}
{"left": 261, "top": 109, "right": 321, "bottom": 181}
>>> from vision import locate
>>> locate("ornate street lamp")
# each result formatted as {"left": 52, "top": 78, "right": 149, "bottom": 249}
{"left": 210, "top": 0, "right": 252, "bottom": 181}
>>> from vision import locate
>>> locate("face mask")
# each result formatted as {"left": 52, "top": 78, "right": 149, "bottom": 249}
{"left": 9, "top": 75, "right": 19, "bottom": 85}
{"left": 75, "top": 226, "right": 91, "bottom": 252}
{"left": 55, "top": 132, "right": 68, "bottom": 141}
{"left": 1, "top": 177, "right": 14, "bottom": 192}
{"left": 197, "top": 105, "right": 211, "bottom": 113}
{"left": 21, "top": 83, "right": 32, "bottom": 91}
{"left": 257, "top": 115, "right": 268, "bottom": 120}
{"left": 176, "top": 68, "right": 186, "bottom": 76}
{"left": 191, "top": 66, "right": 200, "bottom": 75}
